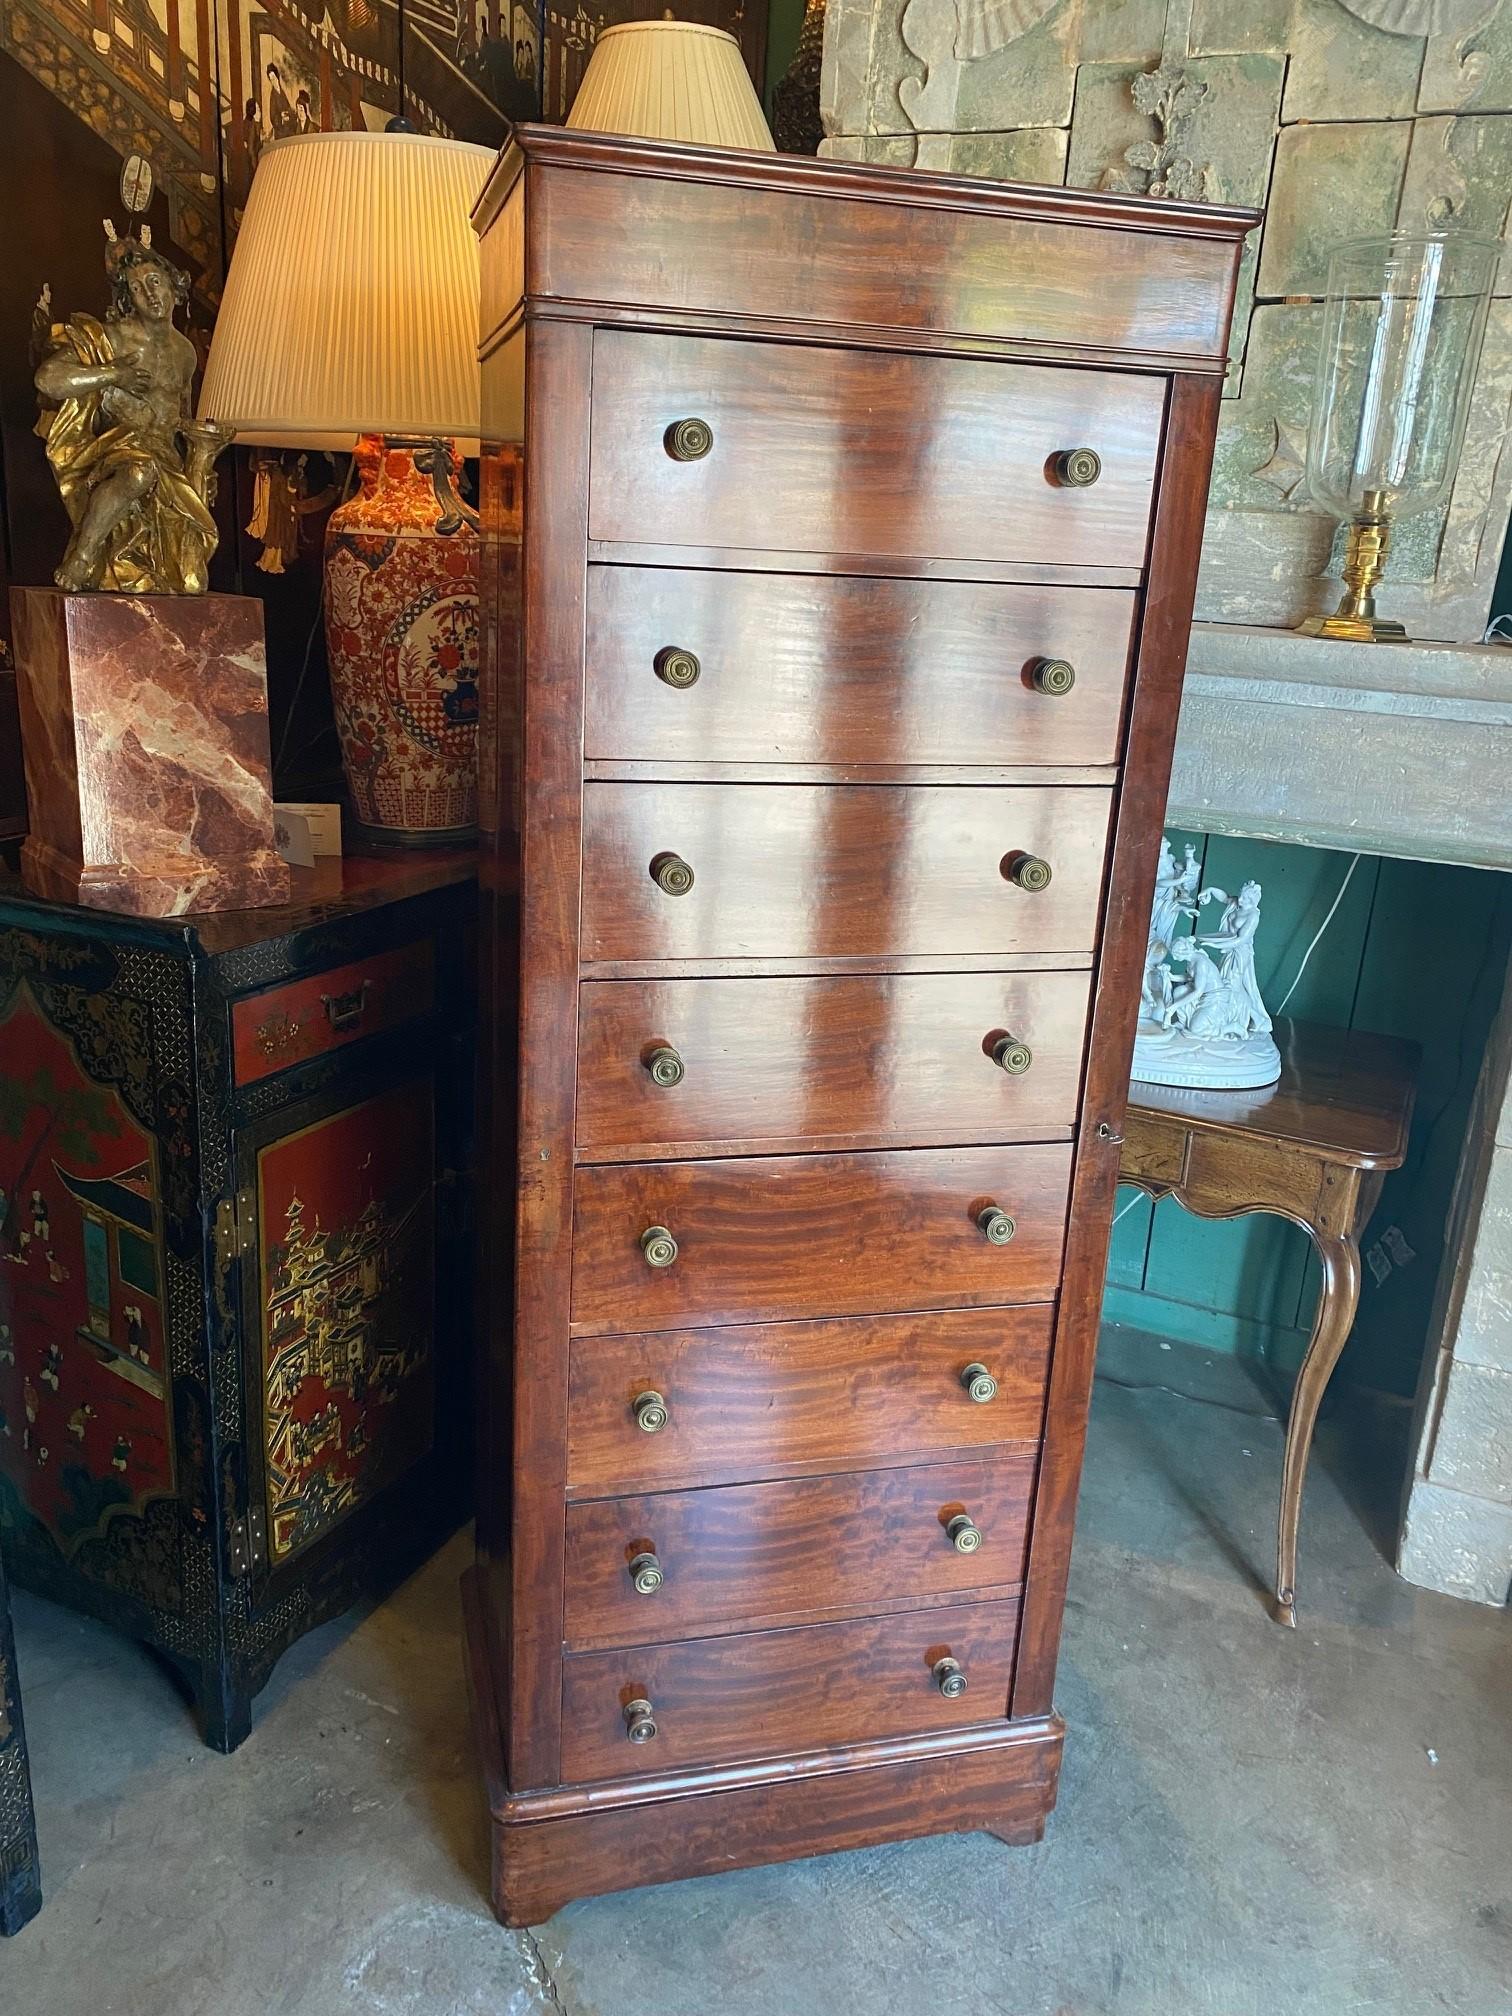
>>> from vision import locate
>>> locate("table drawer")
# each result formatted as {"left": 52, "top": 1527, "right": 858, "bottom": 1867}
{"left": 585, "top": 568, "right": 1136, "bottom": 770}
{"left": 231, "top": 940, "right": 434, "bottom": 1085}
{"left": 570, "top": 1143, "right": 1070, "bottom": 1335}
{"left": 563, "top": 1455, "right": 1035, "bottom": 1651}
{"left": 576, "top": 970, "right": 1091, "bottom": 1159}
{"left": 580, "top": 784, "right": 1113, "bottom": 967}
{"left": 588, "top": 332, "right": 1164, "bottom": 571}
{"left": 567, "top": 1307, "right": 1052, "bottom": 1499}
{"left": 560, "top": 1597, "right": 1021, "bottom": 1783}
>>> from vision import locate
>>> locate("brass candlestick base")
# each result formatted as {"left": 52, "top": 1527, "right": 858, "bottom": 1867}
{"left": 1296, "top": 491, "right": 1408, "bottom": 643}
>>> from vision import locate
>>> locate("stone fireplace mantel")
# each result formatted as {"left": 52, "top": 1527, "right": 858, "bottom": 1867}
{"left": 1168, "top": 622, "right": 1512, "bottom": 1607}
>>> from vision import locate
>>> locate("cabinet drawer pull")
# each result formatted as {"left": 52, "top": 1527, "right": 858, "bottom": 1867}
{"left": 946, "top": 1513, "right": 983, "bottom": 1555}
{"left": 977, "top": 1206, "right": 1016, "bottom": 1246}
{"left": 1029, "top": 656, "right": 1076, "bottom": 695}
{"left": 654, "top": 646, "right": 701, "bottom": 689}
{"left": 628, "top": 1548, "right": 663, "bottom": 1595}
{"left": 960, "top": 1362, "right": 999, "bottom": 1405}
{"left": 640, "top": 1225, "right": 679, "bottom": 1269}
{"left": 991, "top": 1035, "right": 1033, "bottom": 1075}
{"left": 650, "top": 852, "right": 696, "bottom": 897}
{"left": 646, "top": 1045, "right": 685, "bottom": 1088}
{"left": 632, "top": 1389, "right": 669, "bottom": 1434}
{"left": 624, "top": 1696, "right": 659, "bottom": 1743}
{"left": 664, "top": 417, "right": 714, "bottom": 462}
{"left": 320, "top": 980, "right": 371, "bottom": 1032}
{"left": 932, "top": 1655, "right": 968, "bottom": 1700}
{"left": 1007, "top": 854, "right": 1053, "bottom": 893}
{"left": 1051, "top": 447, "right": 1102, "bottom": 487}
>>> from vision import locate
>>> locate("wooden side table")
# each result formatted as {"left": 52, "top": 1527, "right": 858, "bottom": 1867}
{"left": 1118, "top": 1019, "right": 1419, "bottom": 1627}
{"left": 0, "top": 1541, "right": 41, "bottom": 1935}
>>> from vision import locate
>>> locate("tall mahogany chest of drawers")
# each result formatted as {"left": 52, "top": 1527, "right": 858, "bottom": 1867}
{"left": 466, "top": 126, "right": 1253, "bottom": 1924}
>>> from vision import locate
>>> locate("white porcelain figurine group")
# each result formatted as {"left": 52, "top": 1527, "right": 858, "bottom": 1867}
{"left": 1130, "top": 838, "right": 1282, "bottom": 1090}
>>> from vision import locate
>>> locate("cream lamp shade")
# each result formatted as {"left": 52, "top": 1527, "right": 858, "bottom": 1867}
{"left": 197, "top": 130, "right": 492, "bottom": 454}
{"left": 567, "top": 18, "right": 775, "bottom": 151}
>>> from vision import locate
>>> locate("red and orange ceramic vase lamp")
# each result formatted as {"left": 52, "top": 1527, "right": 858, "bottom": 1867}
{"left": 198, "top": 131, "right": 492, "bottom": 845}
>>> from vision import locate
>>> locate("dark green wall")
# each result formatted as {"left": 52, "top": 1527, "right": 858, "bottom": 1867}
{"left": 1104, "top": 834, "right": 1512, "bottom": 1399}
{"left": 764, "top": 0, "right": 808, "bottom": 115}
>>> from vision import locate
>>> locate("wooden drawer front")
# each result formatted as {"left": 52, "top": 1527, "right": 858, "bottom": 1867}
{"left": 563, "top": 1455, "right": 1035, "bottom": 1650}
{"left": 575, "top": 970, "right": 1092, "bottom": 1159}
{"left": 232, "top": 941, "right": 434, "bottom": 1085}
{"left": 567, "top": 1308, "right": 1052, "bottom": 1499}
{"left": 584, "top": 569, "right": 1137, "bottom": 770}
{"left": 561, "top": 1598, "right": 1021, "bottom": 1783}
{"left": 580, "top": 784, "right": 1113, "bottom": 966}
{"left": 589, "top": 333, "right": 1165, "bottom": 570}
{"left": 570, "top": 1144, "right": 1071, "bottom": 1335}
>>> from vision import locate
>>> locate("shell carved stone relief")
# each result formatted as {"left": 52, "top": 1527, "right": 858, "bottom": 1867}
{"left": 898, "top": 0, "right": 1065, "bottom": 131}
{"left": 1334, "top": 0, "right": 1496, "bottom": 34}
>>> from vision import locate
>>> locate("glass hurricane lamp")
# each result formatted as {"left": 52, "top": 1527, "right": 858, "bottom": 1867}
{"left": 1299, "top": 231, "right": 1500, "bottom": 643}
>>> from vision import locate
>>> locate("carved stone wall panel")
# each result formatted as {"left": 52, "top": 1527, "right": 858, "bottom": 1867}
{"left": 1258, "top": 120, "right": 1413, "bottom": 297}
{"left": 1282, "top": 0, "right": 1429, "bottom": 122}
{"left": 1418, "top": 3, "right": 1512, "bottom": 109}
{"left": 1066, "top": 53, "right": 1282, "bottom": 208}
{"left": 929, "top": 0, "right": 1084, "bottom": 131}
{"left": 1189, "top": 0, "right": 1294, "bottom": 54}
{"left": 1398, "top": 114, "right": 1512, "bottom": 291}
{"left": 916, "top": 126, "right": 1070, "bottom": 178}
{"left": 1080, "top": 0, "right": 1169, "bottom": 64}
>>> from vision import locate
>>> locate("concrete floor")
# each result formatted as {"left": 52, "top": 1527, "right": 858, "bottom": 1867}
{"left": 4, "top": 1339, "right": 1510, "bottom": 2016}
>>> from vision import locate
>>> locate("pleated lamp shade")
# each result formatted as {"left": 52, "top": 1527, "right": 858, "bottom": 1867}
{"left": 197, "top": 131, "right": 493, "bottom": 454}
{"left": 566, "top": 19, "right": 775, "bottom": 151}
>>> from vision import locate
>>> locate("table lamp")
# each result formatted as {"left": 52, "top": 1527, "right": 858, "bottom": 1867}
{"left": 566, "top": 15, "right": 775, "bottom": 149}
{"left": 197, "top": 131, "right": 494, "bottom": 845}
{"left": 1298, "top": 231, "right": 1500, "bottom": 643}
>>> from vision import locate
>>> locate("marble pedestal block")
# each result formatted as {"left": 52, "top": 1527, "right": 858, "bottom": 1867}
{"left": 10, "top": 589, "right": 290, "bottom": 917}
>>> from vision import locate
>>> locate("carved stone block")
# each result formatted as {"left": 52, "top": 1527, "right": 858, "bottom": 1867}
{"left": 9, "top": 588, "right": 290, "bottom": 917}
{"left": 1418, "top": 1, "right": 1512, "bottom": 114}
{"left": 1398, "top": 113, "right": 1512, "bottom": 291}
{"left": 915, "top": 125, "right": 1069, "bottom": 178}
{"left": 922, "top": 0, "right": 1082, "bottom": 133}
{"left": 1066, "top": 53, "right": 1283, "bottom": 208}
{"left": 1079, "top": 0, "right": 1168, "bottom": 64}
{"left": 1189, "top": 0, "right": 1292, "bottom": 55}
{"left": 1258, "top": 119, "right": 1412, "bottom": 297}
{"left": 1282, "top": 0, "right": 1428, "bottom": 123}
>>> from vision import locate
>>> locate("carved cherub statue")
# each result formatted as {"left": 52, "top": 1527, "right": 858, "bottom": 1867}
{"left": 32, "top": 221, "right": 233, "bottom": 593}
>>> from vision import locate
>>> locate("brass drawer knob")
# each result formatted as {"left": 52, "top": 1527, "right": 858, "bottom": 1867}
{"left": 640, "top": 1224, "right": 678, "bottom": 1268}
{"left": 946, "top": 1513, "right": 983, "bottom": 1555}
{"left": 632, "top": 1389, "right": 669, "bottom": 1434}
{"left": 1008, "top": 854, "right": 1053, "bottom": 893}
{"left": 665, "top": 417, "right": 714, "bottom": 462}
{"left": 1052, "top": 447, "right": 1102, "bottom": 487}
{"left": 628, "top": 1548, "right": 663, "bottom": 1594}
{"left": 960, "top": 1362, "right": 999, "bottom": 1405}
{"left": 932, "top": 1655, "right": 968, "bottom": 1701}
{"left": 624, "top": 1696, "right": 659, "bottom": 1744}
{"left": 654, "top": 646, "right": 701, "bottom": 689}
{"left": 992, "top": 1035, "right": 1033, "bottom": 1076}
{"left": 646, "top": 1045, "right": 685, "bottom": 1088}
{"left": 1029, "top": 657, "right": 1076, "bottom": 696}
{"left": 650, "top": 851, "right": 695, "bottom": 897}
{"left": 977, "top": 1206, "right": 1016, "bottom": 1246}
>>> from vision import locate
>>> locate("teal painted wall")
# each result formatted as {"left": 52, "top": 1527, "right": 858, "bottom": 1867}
{"left": 1104, "top": 834, "right": 1512, "bottom": 1399}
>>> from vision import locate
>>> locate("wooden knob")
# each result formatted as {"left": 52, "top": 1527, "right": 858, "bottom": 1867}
{"left": 960, "top": 1362, "right": 998, "bottom": 1404}
{"left": 632, "top": 1389, "right": 669, "bottom": 1434}
{"left": 1052, "top": 447, "right": 1102, "bottom": 487}
{"left": 932, "top": 1655, "right": 968, "bottom": 1700}
{"left": 640, "top": 1225, "right": 678, "bottom": 1268}
{"left": 650, "top": 852, "right": 695, "bottom": 897}
{"left": 654, "top": 646, "right": 701, "bottom": 689}
{"left": 665, "top": 418, "right": 714, "bottom": 462}
{"left": 624, "top": 1696, "right": 658, "bottom": 1743}
{"left": 1029, "top": 657, "right": 1076, "bottom": 695}
{"left": 628, "top": 1549, "right": 663, "bottom": 1595}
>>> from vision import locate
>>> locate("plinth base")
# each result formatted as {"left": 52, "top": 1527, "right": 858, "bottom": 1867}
{"left": 10, "top": 588, "right": 290, "bottom": 916}
{"left": 1132, "top": 1023, "right": 1282, "bottom": 1090}
{"left": 461, "top": 1567, "right": 1063, "bottom": 1926}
